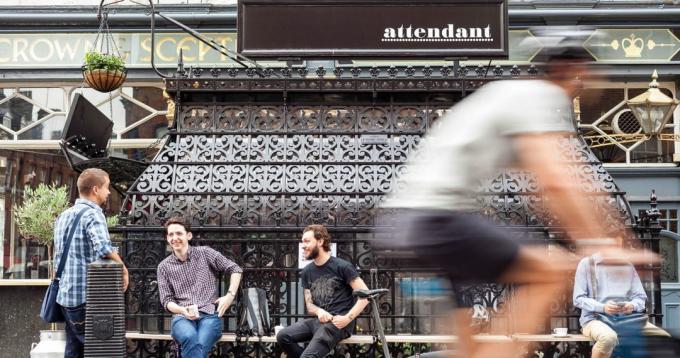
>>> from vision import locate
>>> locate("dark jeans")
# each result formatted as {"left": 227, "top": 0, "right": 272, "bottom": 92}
{"left": 277, "top": 318, "right": 354, "bottom": 358}
{"left": 62, "top": 303, "right": 86, "bottom": 358}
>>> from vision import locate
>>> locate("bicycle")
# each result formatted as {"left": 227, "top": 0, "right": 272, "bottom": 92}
{"left": 353, "top": 288, "right": 392, "bottom": 358}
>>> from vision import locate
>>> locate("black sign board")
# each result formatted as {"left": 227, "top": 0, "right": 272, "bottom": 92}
{"left": 237, "top": 0, "right": 508, "bottom": 59}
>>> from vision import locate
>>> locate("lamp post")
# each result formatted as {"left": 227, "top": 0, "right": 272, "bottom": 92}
{"left": 637, "top": 190, "right": 663, "bottom": 327}
{"left": 627, "top": 70, "right": 679, "bottom": 136}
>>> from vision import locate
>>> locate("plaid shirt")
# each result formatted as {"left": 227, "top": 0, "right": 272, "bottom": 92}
{"left": 157, "top": 246, "right": 243, "bottom": 315}
{"left": 53, "top": 199, "right": 114, "bottom": 307}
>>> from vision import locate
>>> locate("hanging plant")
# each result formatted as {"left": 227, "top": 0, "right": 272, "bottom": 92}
{"left": 82, "top": 10, "right": 127, "bottom": 92}
{"left": 83, "top": 51, "right": 127, "bottom": 92}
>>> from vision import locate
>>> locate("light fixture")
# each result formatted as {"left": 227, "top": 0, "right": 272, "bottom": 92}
{"left": 627, "top": 70, "right": 679, "bottom": 136}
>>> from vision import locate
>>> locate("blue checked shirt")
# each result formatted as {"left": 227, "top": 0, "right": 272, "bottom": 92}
{"left": 53, "top": 199, "right": 114, "bottom": 307}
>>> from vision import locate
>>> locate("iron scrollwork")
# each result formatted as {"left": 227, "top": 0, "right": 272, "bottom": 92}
{"left": 121, "top": 66, "right": 640, "bottom": 357}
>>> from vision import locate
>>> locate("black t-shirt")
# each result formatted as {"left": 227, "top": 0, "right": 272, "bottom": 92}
{"left": 301, "top": 256, "right": 359, "bottom": 316}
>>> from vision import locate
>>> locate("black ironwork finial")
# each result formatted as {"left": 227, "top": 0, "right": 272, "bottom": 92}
{"left": 177, "top": 49, "right": 186, "bottom": 77}
{"left": 475, "top": 64, "right": 485, "bottom": 77}
{"left": 456, "top": 65, "right": 468, "bottom": 77}
{"left": 639, "top": 189, "right": 661, "bottom": 230}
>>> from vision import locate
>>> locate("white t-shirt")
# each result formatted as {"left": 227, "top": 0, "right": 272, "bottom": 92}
{"left": 384, "top": 80, "right": 575, "bottom": 211}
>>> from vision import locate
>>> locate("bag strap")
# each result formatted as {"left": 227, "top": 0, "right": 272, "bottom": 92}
{"left": 245, "top": 289, "right": 260, "bottom": 335}
{"left": 260, "top": 290, "right": 271, "bottom": 333}
{"left": 55, "top": 207, "right": 90, "bottom": 280}
{"left": 589, "top": 256, "right": 598, "bottom": 301}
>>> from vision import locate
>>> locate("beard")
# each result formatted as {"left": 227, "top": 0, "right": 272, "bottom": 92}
{"left": 305, "top": 246, "right": 320, "bottom": 260}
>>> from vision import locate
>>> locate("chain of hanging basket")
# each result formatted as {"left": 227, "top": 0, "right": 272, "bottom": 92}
{"left": 82, "top": 5, "right": 127, "bottom": 93}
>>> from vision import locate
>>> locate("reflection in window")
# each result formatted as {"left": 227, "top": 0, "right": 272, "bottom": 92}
{"left": 0, "top": 150, "right": 126, "bottom": 280}
{"left": 578, "top": 85, "right": 677, "bottom": 164}
{"left": 73, "top": 86, "right": 168, "bottom": 140}
{"left": 660, "top": 236, "right": 679, "bottom": 283}
{"left": 0, "top": 88, "right": 66, "bottom": 140}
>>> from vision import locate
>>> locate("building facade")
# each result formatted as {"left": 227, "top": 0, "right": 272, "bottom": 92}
{"left": 0, "top": 1, "right": 679, "bottom": 356}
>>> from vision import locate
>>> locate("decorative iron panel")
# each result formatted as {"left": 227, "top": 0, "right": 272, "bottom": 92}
{"left": 121, "top": 66, "right": 643, "bottom": 357}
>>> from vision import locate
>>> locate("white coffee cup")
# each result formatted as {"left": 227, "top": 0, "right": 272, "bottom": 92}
{"left": 553, "top": 327, "right": 568, "bottom": 336}
{"left": 187, "top": 304, "right": 199, "bottom": 317}
{"left": 274, "top": 325, "right": 284, "bottom": 337}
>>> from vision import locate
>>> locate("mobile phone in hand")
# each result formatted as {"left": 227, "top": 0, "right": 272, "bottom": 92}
{"left": 616, "top": 302, "right": 626, "bottom": 307}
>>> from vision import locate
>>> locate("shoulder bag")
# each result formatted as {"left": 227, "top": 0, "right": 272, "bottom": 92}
{"left": 39, "top": 207, "right": 89, "bottom": 323}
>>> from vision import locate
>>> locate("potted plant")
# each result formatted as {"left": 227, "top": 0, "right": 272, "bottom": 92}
{"left": 13, "top": 184, "right": 70, "bottom": 279}
{"left": 82, "top": 50, "right": 127, "bottom": 92}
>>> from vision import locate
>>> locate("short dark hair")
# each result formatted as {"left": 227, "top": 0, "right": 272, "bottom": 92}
{"left": 164, "top": 216, "right": 191, "bottom": 236}
{"left": 77, "top": 168, "right": 109, "bottom": 196}
{"left": 303, "top": 224, "right": 331, "bottom": 252}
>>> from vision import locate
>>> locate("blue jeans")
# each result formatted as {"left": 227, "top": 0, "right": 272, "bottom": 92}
{"left": 171, "top": 314, "right": 222, "bottom": 358}
{"left": 62, "top": 304, "right": 86, "bottom": 358}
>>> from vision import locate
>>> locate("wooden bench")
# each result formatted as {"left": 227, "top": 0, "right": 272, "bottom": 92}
{"left": 126, "top": 332, "right": 590, "bottom": 344}
{"left": 512, "top": 334, "right": 592, "bottom": 342}
{"left": 126, "top": 332, "right": 593, "bottom": 357}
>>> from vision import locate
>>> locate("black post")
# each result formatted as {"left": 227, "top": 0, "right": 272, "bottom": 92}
{"left": 371, "top": 297, "right": 392, "bottom": 358}
{"left": 637, "top": 190, "right": 663, "bottom": 326}
{"left": 84, "top": 259, "right": 126, "bottom": 357}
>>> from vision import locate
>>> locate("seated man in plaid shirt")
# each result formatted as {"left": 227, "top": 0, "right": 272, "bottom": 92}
{"left": 157, "top": 216, "right": 243, "bottom": 358}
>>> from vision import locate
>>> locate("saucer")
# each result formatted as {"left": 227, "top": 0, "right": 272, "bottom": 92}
{"left": 552, "top": 333, "right": 569, "bottom": 337}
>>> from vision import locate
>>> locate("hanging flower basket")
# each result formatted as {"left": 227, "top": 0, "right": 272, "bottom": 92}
{"left": 82, "top": 9, "right": 127, "bottom": 93}
{"left": 82, "top": 66, "right": 127, "bottom": 93}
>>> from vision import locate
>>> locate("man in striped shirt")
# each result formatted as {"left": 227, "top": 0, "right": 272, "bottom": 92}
{"left": 157, "top": 216, "right": 243, "bottom": 358}
{"left": 53, "top": 168, "right": 129, "bottom": 358}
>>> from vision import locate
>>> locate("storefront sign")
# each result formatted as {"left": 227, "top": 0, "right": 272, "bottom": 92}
{"left": 0, "top": 32, "right": 238, "bottom": 68}
{"left": 584, "top": 29, "right": 680, "bottom": 62}
{"left": 238, "top": 0, "right": 508, "bottom": 59}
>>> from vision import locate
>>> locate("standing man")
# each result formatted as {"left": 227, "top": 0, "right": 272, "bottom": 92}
{"left": 381, "top": 28, "right": 651, "bottom": 358}
{"left": 53, "top": 168, "right": 129, "bottom": 358}
{"left": 157, "top": 216, "right": 243, "bottom": 358}
{"left": 277, "top": 224, "right": 369, "bottom": 358}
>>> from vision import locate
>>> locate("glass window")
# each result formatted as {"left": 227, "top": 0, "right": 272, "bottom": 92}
{"left": 1, "top": 88, "right": 67, "bottom": 140}
{"left": 660, "top": 236, "right": 679, "bottom": 283}
{"left": 579, "top": 85, "right": 677, "bottom": 164}
{"left": 0, "top": 82, "right": 167, "bottom": 281}
{"left": 73, "top": 86, "right": 168, "bottom": 140}
{"left": 638, "top": 209, "right": 680, "bottom": 283}
{"left": 0, "top": 150, "right": 125, "bottom": 280}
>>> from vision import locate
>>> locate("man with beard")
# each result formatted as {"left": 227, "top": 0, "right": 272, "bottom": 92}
{"left": 277, "top": 224, "right": 370, "bottom": 357}
{"left": 53, "top": 168, "right": 129, "bottom": 358}
{"left": 157, "top": 216, "right": 243, "bottom": 358}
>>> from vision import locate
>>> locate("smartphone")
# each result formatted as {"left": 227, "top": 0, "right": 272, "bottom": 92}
{"left": 616, "top": 302, "right": 626, "bottom": 307}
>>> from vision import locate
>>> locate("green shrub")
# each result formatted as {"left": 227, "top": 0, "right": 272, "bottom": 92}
{"left": 84, "top": 51, "right": 126, "bottom": 72}
{"left": 13, "top": 184, "right": 70, "bottom": 247}
{"left": 106, "top": 214, "right": 119, "bottom": 228}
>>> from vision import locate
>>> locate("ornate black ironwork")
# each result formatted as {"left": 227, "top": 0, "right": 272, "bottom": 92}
{"left": 121, "top": 65, "right": 650, "bottom": 357}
